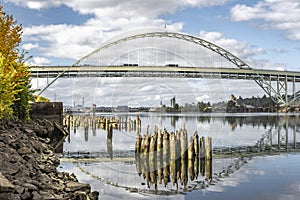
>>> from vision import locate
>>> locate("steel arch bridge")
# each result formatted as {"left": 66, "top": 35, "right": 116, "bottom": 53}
{"left": 31, "top": 31, "right": 300, "bottom": 106}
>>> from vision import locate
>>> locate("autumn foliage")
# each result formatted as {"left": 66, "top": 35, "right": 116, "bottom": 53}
{"left": 0, "top": 6, "right": 32, "bottom": 121}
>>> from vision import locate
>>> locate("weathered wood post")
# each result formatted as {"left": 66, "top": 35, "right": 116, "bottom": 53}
{"left": 170, "top": 132, "right": 178, "bottom": 186}
{"left": 188, "top": 136, "right": 195, "bottom": 160}
{"left": 136, "top": 115, "right": 141, "bottom": 129}
{"left": 107, "top": 124, "right": 113, "bottom": 141}
{"left": 105, "top": 118, "right": 109, "bottom": 131}
{"left": 163, "top": 130, "right": 170, "bottom": 187}
{"left": 149, "top": 134, "right": 157, "bottom": 187}
{"left": 135, "top": 133, "right": 142, "bottom": 153}
{"left": 180, "top": 129, "right": 188, "bottom": 158}
{"left": 200, "top": 136, "right": 205, "bottom": 176}
{"left": 170, "top": 132, "right": 177, "bottom": 160}
{"left": 205, "top": 137, "right": 212, "bottom": 160}
{"left": 193, "top": 131, "right": 199, "bottom": 156}
{"left": 140, "top": 134, "right": 150, "bottom": 155}
{"left": 180, "top": 129, "right": 188, "bottom": 191}
{"left": 149, "top": 134, "right": 157, "bottom": 162}
{"left": 188, "top": 136, "right": 195, "bottom": 181}
{"left": 193, "top": 131, "right": 199, "bottom": 179}
{"left": 129, "top": 118, "right": 133, "bottom": 132}
{"left": 176, "top": 130, "right": 181, "bottom": 181}
{"left": 205, "top": 136, "right": 212, "bottom": 180}
{"left": 156, "top": 130, "right": 163, "bottom": 184}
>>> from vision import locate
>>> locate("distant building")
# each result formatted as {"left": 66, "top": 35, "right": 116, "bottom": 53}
{"left": 170, "top": 97, "right": 176, "bottom": 109}
{"left": 114, "top": 106, "right": 129, "bottom": 112}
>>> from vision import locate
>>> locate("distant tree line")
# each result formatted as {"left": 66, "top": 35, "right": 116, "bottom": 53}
{"left": 226, "top": 94, "right": 276, "bottom": 112}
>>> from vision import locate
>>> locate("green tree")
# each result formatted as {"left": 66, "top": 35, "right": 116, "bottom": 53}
{"left": 0, "top": 6, "right": 32, "bottom": 121}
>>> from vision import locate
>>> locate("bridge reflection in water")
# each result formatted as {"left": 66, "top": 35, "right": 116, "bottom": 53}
{"left": 59, "top": 114, "right": 300, "bottom": 195}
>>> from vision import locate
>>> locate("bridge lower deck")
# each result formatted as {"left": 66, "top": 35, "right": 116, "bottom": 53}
{"left": 30, "top": 66, "right": 300, "bottom": 82}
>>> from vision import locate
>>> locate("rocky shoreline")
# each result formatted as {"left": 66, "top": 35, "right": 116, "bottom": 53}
{"left": 0, "top": 118, "right": 99, "bottom": 200}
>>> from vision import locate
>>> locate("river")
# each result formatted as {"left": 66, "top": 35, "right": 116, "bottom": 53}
{"left": 58, "top": 113, "right": 300, "bottom": 200}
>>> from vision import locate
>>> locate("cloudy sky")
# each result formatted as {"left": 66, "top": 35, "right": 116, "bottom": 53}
{"left": 2, "top": 0, "right": 300, "bottom": 107}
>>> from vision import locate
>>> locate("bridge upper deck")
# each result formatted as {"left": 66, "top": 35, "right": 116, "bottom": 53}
{"left": 30, "top": 65, "right": 300, "bottom": 82}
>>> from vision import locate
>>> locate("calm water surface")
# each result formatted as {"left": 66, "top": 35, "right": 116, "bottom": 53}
{"left": 59, "top": 113, "right": 300, "bottom": 200}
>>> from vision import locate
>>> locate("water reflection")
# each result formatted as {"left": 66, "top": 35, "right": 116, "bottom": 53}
{"left": 59, "top": 113, "right": 300, "bottom": 198}
{"left": 107, "top": 140, "right": 113, "bottom": 159}
{"left": 135, "top": 129, "right": 213, "bottom": 192}
{"left": 62, "top": 113, "right": 300, "bottom": 158}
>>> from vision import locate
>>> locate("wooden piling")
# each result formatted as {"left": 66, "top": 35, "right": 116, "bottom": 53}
{"left": 149, "top": 134, "right": 157, "bottom": 162}
{"left": 193, "top": 131, "right": 199, "bottom": 156}
{"left": 170, "top": 132, "right": 176, "bottom": 160}
{"left": 205, "top": 137, "right": 212, "bottom": 180}
{"left": 135, "top": 134, "right": 141, "bottom": 153}
{"left": 163, "top": 130, "right": 170, "bottom": 159}
{"left": 156, "top": 130, "right": 163, "bottom": 184}
{"left": 200, "top": 136, "right": 205, "bottom": 159}
{"left": 180, "top": 129, "right": 188, "bottom": 158}
{"left": 163, "top": 130, "right": 170, "bottom": 187}
{"left": 188, "top": 136, "right": 195, "bottom": 160}
{"left": 149, "top": 141, "right": 157, "bottom": 186}
{"left": 107, "top": 124, "right": 113, "bottom": 141}
{"left": 205, "top": 137, "right": 212, "bottom": 160}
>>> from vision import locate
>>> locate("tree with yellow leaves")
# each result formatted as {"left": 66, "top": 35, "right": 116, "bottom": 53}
{"left": 0, "top": 6, "right": 32, "bottom": 121}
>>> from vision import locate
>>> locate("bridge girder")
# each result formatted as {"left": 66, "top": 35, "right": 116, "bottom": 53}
{"left": 38, "top": 31, "right": 299, "bottom": 106}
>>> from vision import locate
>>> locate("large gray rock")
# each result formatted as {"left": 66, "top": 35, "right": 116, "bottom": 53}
{"left": 65, "top": 181, "right": 91, "bottom": 193}
{"left": 0, "top": 172, "right": 14, "bottom": 192}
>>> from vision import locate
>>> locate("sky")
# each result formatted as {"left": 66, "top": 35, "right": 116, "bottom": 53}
{"left": 2, "top": 0, "right": 300, "bottom": 107}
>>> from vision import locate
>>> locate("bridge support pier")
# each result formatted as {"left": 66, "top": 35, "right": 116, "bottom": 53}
{"left": 255, "top": 74, "right": 299, "bottom": 107}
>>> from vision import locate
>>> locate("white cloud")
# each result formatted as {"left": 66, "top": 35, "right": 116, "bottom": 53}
{"left": 273, "top": 48, "right": 288, "bottom": 54}
{"left": 6, "top": 0, "right": 62, "bottom": 10}
{"left": 230, "top": 0, "right": 300, "bottom": 40}
{"left": 199, "top": 30, "right": 269, "bottom": 68}
{"left": 8, "top": 0, "right": 231, "bottom": 13}
{"left": 30, "top": 57, "right": 51, "bottom": 65}
{"left": 11, "top": 0, "right": 232, "bottom": 62}
{"left": 22, "top": 42, "right": 39, "bottom": 50}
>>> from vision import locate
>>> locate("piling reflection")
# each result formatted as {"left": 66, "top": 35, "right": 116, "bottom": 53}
{"left": 107, "top": 140, "right": 113, "bottom": 160}
{"left": 135, "top": 129, "right": 213, "bottom": 191}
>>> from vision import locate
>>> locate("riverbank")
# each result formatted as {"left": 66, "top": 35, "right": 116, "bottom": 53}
{"left": 0, "top": 118, "right": 99, "bottom": 200}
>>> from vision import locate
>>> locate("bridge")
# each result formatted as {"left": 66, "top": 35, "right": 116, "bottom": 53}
{"left": 30, "top": 30, "right": 300, "bottom": 106}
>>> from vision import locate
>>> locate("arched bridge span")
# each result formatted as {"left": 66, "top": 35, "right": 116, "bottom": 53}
{"left": 33, "top": 31, "right": 300, "bottom": 106}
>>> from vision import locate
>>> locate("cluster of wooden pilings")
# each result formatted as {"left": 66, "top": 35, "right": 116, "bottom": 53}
{"left": 135, "top": 128, "right": 212, "bottom": 191}
{"left": 63, "top": 114, "right": 141, "bottom": 137}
